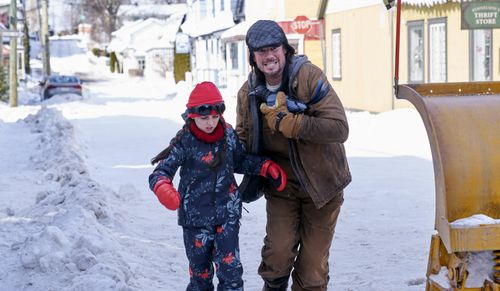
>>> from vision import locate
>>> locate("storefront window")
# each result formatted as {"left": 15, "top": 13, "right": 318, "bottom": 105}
{"left": 470, "top": 29, "right": 492, "bottom": 81}
{"left": 408, "top": 21, "right": 424, "bottom": 83}
{"left": 428, "top": 18, "right": 447, "bottom": 83}
{"left": 331, "top": 29, "right": 341, "bottom": 80}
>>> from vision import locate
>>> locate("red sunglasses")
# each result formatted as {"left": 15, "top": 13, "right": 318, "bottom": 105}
{"left": 188, "top": 102, "right": 225, "bottom": 116}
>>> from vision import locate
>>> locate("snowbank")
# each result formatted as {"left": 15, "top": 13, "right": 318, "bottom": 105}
{"left": 1, "top": 108, "right": 138, "bottom": 290}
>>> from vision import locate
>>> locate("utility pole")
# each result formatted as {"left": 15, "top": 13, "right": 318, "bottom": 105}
{"left": 40, "top": 0, "right": 50, "bottom": 76}
{"left": 8, "top": 0, "right": 17, "bottom": 107}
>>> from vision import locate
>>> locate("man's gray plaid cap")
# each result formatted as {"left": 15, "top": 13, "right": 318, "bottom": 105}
{"left": 246, "top": 20, "right": 287, "bottom": 51}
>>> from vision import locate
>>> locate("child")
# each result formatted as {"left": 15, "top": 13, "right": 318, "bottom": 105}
{"left": 149, "top": 81, "right": 286, "bottom": 290}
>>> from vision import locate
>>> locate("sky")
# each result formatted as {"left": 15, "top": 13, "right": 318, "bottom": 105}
{"left": 0, "top": 40, "right": 498, "bottom": 290}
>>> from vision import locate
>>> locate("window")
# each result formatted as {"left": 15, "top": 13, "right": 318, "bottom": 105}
{"left": 137, "top": 57, "right": 145, "bottom": 70}
{"left": 470, "top": 29, "right": 492, "bottom": 81}
{"left": 407, "top": 21, "right": 424, "bottom": 83}
{"left": 18, "top": 52, "right": 23, "bottom": 70}
{"left": 220, "top": 0, "right": 224, "bottom": 11}
{"left": 331, "top": 29, "right": 341, "bottom": 80}
{"left": 199, "top": 0, "right": 207, "bottom": 18}
{"left": 230, "top": 43, "right": 238, "bottom": 70}
{"left": 428, "top": 18, "right": 447, "bottom": 83}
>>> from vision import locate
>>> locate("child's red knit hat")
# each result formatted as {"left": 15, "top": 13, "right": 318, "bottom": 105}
{"left": 187, "top": 81, "right": 223, "bottom": 105}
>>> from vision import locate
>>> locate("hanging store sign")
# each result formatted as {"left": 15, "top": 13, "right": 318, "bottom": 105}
{"left": 461, "top": 1, "right": 500, "bottom": 29}
{"left": 175, "top": 33, "right": 190, "bottom": 54}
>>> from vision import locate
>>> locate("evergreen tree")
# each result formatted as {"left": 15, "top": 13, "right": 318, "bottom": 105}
{"left": 174, "top": 50, "right": 190, "bottom": 83}
{"left": 0, "top": 66, "right": 9, "bottom": 103}
{"left": 110, "top": 51, "right": 117, "bottom": 73}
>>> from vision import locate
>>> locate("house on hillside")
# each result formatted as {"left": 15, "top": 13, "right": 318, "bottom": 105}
{"left": 324, "top": 0, "right": 500, "bottom": 112}
{"left": 145, "top": 13, "right": 185, "bottom": 78}
{"left": 107, "top": 15, "right": 184, "bottom": 78}
{"left": 181, "top": 0, "right": 244, "bottom": 87}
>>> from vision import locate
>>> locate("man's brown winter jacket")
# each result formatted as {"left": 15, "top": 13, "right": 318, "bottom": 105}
{"left": 236, "top": 58, "right": 351, "bottom": 209}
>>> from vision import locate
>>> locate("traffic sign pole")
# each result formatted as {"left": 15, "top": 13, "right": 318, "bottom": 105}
{"left": 8, "top": 0, "right": 17, "bottom": 107}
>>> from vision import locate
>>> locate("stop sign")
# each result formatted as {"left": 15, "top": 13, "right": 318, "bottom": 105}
{"left": 291, "top": 15, "right": 312, "bottom": 34}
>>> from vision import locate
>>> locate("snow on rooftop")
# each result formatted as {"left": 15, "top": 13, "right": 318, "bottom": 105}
{"left": 181, "top": 10, "right": 235, "bottom": 37}
{"left": 118, "top": 3, "right": 186, "bottom": 18}
{"left": 146, "top": 13, "right": 185, "bottom": 50}
{"left": 221, "top": 20, "right": 252, "bottom": 42}
{"left": 327, "top": 0, "right": 460, "bottom": 13}
{"left": 114, "top": 18, "right": 165, "bottom": 38}
{"left": 108, "top": 18, "right": 175, "bottom": 53}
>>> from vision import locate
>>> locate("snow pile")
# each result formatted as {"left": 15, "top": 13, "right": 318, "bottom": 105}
{"left": 428, "top": 267, "right": 452, "bottom": 288}
{"left": 429, "top": 252, "right": 495, "bottom": 288}
{"left": 465, "top": 251, "right": 495, "bottom": 287}
{"left": 41, "top": 93, "right": 86, "bottom": 106}
{"left": 2, "top": 108, "right": 137, "bottom": 291}
{"left": 450, "top": 214, "right": 500, "bottom": 228}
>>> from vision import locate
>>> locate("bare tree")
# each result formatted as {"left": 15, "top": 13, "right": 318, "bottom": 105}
{"left": 147, "top": 0, "right": 186, "bottom": 3}
{"left": 82, "top": 0, "right": 125, "bottom": 42}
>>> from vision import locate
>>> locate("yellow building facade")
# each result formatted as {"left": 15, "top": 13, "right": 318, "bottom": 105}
{"left": 324, "top": 2, "right": 500, "bottom": 112}
{"left": 325, "top": 4, "right": 394, "bottom": 112}
{"left": 281, "top": 0, "right": 325, "bottom": 69}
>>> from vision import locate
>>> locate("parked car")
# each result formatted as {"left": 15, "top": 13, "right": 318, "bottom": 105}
{"left": 40, "top": 75, "right": 82, "bottom": 100}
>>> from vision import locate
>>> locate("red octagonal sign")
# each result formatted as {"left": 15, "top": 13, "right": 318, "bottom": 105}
{"left": 291, "top": 15, "right": 312, "bottom": 34}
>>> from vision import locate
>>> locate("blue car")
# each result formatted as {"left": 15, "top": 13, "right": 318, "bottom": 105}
{"left": 40, "top": 75, "right": 82, "bottom": 101}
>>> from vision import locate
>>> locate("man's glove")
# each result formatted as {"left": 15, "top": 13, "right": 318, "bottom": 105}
{"left": 260, "top": 91, "right": 303, "bottom": 139}
{"left": 153, "top": 179, "right": 180, "bottom": 210}
{"left": 259, "top": 160, "right": 287, "bottom": 191}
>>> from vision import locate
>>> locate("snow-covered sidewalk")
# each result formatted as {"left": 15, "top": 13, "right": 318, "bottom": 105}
{"left": 0, "top": 57, "right": 440, "bottom": 290}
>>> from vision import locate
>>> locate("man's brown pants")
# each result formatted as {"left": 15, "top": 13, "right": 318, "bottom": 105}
{"left": 258, "top": 183, "right": 343, "bottom": 291}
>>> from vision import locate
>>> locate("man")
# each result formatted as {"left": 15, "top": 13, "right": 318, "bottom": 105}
{"left": 235, "top": 20, "right": 352, "bottom": 290}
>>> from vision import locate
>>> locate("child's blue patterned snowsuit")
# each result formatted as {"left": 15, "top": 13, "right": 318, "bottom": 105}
{"left": 149, "top": 123, "right": 266, "bottom": 290}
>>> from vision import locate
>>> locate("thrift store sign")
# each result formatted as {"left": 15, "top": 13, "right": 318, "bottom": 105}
{"left": 462, "top": 1, "right": 500, "bottom": 29}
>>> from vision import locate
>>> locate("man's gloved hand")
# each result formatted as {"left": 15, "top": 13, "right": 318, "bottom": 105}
{"left": 260, "top": 91, "right": 303, "bottom": 139}
{"left": 259, "top": 160, "right": 287, "bottom": 191}
{"left": 153, "top": 179, "right": 180, "bottom": 210}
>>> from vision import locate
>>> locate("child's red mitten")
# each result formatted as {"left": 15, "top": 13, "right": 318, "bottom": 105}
{"left": 153, "top": 179, "right": 180, "bottom": 210}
